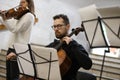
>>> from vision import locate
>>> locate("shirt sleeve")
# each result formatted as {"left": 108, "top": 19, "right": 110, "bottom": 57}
{"left": 68, "top": 40, "right": 92, "bottom": 70}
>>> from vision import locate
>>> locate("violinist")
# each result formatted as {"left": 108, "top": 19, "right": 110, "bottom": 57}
{"left": 47, "top": 14, "right": 92, "bottom": 80}
{"left": 0, "top": 0, "right": 35, "bottom": 80}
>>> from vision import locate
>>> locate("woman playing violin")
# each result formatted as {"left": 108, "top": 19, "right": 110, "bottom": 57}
{"left": 0, "top": 0, "right": 35, "bottom": 80}
{"left": 47, "top": 14, "right": 92, "bottom": 80}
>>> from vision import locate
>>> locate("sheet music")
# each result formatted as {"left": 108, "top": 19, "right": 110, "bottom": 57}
{"left": 14, "top": 43, "right": 61, "bottom": 80}
{"left": 78, "top": 5, "right": 106, "bottom": 47}
{"left": 78, "top": 4, "right": 99, "bottom": 21}
{"left": 78, "top": 4, "right": 120, "bottom": 48}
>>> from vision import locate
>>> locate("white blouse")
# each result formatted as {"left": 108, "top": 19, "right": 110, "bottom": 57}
{"left": 1, "top": 12, "right": 34, "bottom": 48}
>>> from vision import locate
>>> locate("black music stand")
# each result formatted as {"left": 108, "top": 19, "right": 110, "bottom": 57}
{"left": 13, "top": 43, "right": 61, "bottom": 80}
{"left": 79, "top": 5, "right": 120, "bottom": 80}
{"left": 81, "top": 16, "right": 120, "bottom": 80}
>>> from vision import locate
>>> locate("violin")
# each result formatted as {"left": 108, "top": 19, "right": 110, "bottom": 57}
{"left": 0, "top": 6, "right": 30, "bottom": 30}
{"left": 0, "top": 24, "right": 6, "bottom": 30}
{"left": 0, "top": 6, "right": 29, "bottom": 20}
{"left": 55, "top": 27, "right": 84, "bottom": 76}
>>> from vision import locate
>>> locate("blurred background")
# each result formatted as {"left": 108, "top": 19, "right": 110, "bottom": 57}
{"left": 0, "top": 0, "right": 120, "bottom": 79}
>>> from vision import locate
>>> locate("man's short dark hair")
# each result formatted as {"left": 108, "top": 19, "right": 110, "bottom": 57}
{"left": 53, "top": 14, "right": 70, "bottom": 25}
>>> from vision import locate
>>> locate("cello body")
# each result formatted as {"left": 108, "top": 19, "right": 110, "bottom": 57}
{"left": 19, "top": 76, "right": 34, "bottom": 80}
{"left": 57, "top": 48, "right": 72, "bottom": 76}
{"left": 55, "top": 27, "right": 84, "bottom": 76}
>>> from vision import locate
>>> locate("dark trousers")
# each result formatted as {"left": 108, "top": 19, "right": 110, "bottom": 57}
{"left": 6, "top": 48, "right": 19, "bottom": 80}
{"left": 76, "top": 71, "right": 96, "bottom": 80}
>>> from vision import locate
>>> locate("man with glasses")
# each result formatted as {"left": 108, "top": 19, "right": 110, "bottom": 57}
{"left": 47, "top": 14, "right": 92, "bottom": 80}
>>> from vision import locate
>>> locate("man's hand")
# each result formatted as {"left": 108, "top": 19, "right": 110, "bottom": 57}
{"left": 62, "top": 36, "right": 72, "bottom": 45}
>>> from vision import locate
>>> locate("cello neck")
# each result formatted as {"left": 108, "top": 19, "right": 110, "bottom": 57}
{"left": 54, "top": 41, "right": 64, "bottom": 50}
{"left": 54, "top": 27, "right": 84, "bottom": 50}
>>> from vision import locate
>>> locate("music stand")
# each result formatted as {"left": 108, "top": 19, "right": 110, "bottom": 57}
{"left": 78, "top": 5, "right": 120, "bottom": 80}
{"left": 13, "top": 43, "right": 61, "bottom": 80}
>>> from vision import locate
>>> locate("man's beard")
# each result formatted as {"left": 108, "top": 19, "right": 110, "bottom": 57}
{"left": 56, "top": 34, "right": 66, "bottom": 39}
{"left": 55, "top": 31, "right": 67, "bottom": 39}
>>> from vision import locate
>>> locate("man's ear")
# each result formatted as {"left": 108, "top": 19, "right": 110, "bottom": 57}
{"left": 66, "top": 24, "right": 70, "bottom": 30}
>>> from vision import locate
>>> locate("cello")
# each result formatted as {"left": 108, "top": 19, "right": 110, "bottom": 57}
{"left": 55, "top": 27, "right": 84, "bottom": 76}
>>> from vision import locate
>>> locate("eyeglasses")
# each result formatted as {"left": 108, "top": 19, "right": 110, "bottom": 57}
{"left": 51, "top": 24, "right": 66, "bottom": 29}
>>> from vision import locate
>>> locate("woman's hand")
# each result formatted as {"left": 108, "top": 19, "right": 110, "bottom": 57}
{"left": 0, "top": 10, "right": 7, "bottom": 20}
{"left": 6, "top": 52, "right": 16, "bottom": 60}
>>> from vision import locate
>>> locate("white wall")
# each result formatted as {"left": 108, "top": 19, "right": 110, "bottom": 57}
{"left": 30, "top": 0, "right": 82, "bottom": 46}
{"left": 0, "top": 0, "right": 119, "bottom": 51}
{"left": 60, "top": 0, "right": 120, "bottom": 9}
